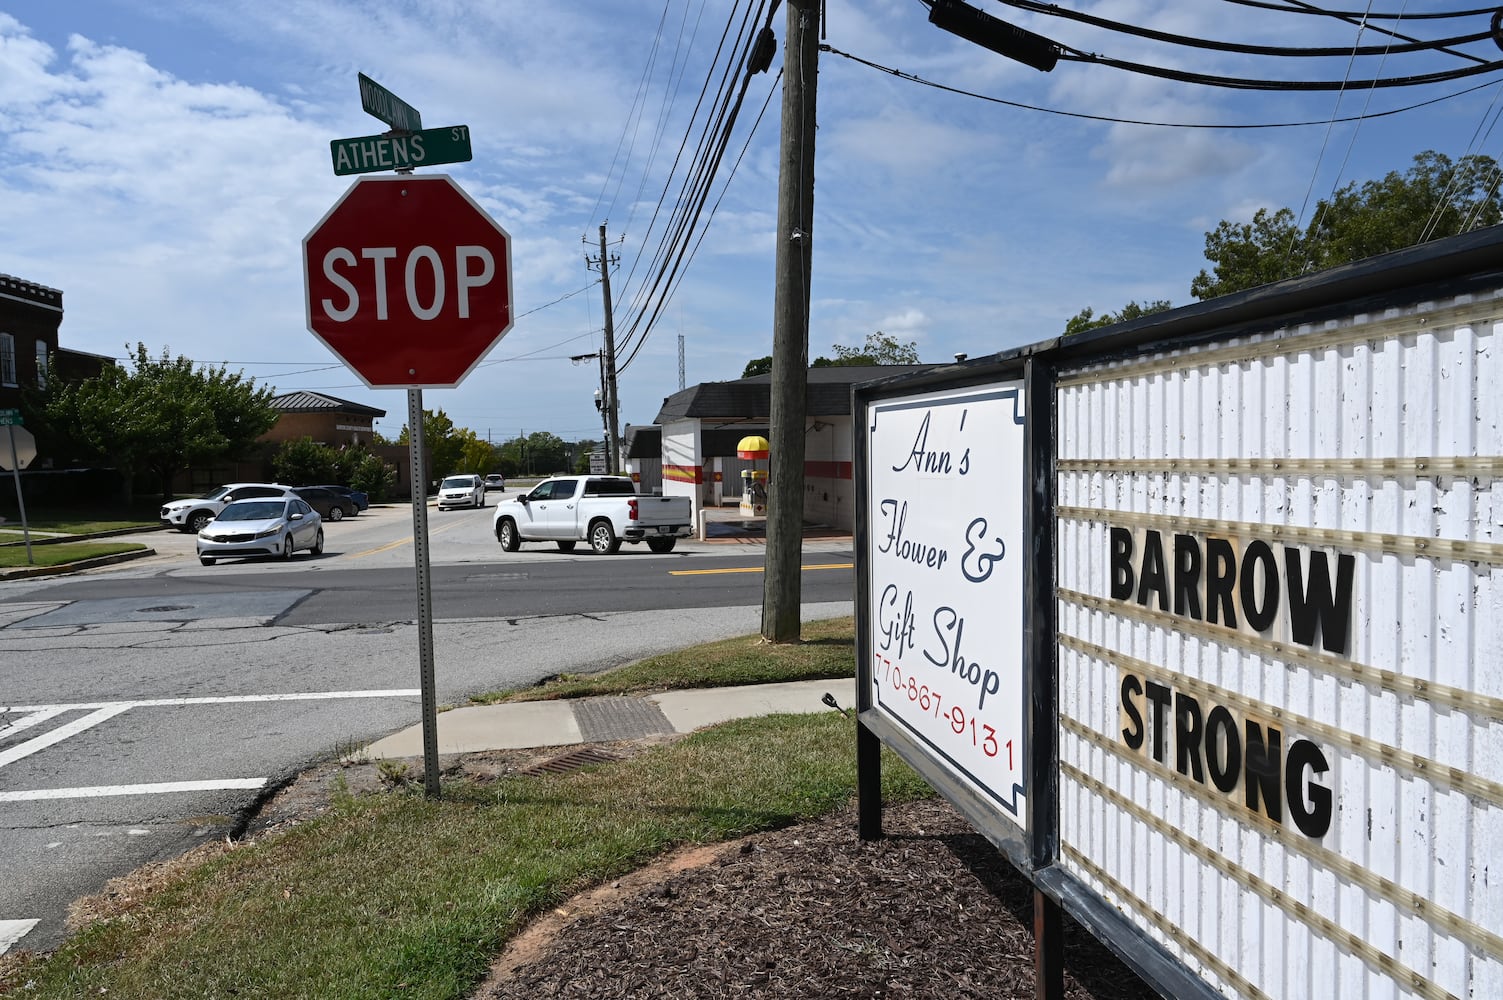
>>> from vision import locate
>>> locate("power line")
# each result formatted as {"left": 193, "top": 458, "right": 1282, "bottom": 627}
{"left": 820, "top": 43, "right": 1502, "bottom": 128}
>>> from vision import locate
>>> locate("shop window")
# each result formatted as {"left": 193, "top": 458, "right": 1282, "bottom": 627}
{"left": 0, "top": 334, "right": 15, "bottom": 387}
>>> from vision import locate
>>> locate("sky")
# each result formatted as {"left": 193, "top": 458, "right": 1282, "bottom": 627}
{"left": 3, "top": 1, "right": 1501, "bottom": 446}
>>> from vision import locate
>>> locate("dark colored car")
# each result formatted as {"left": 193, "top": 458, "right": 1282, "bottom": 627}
{"left": 292, "top": 486, "right": 359, "bottom": 522}
{"left": 313, "top": 484, "right": 370, "bottom": 511}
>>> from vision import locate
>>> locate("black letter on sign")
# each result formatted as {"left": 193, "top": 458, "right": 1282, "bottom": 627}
{"left": 1173, "top": 534, "right": 1203, "bottom": 620}
{"left": 1244, "top": 720, "right": 1283, "bottom": 824}
{"left": 1241, "top": 540, "right": 1280, "bottom": 633}
{"left": 1205, "top": 706, "right": 1241, "bottom": 794}
{"left": 1121, "top": 674, "right": 1144, "bottom": 749}
{"left": 1206, "top": 537, "right": 1238, "bottom": 628}
{"left": 1285, "top": 548, "right": 1355, "bottom": 655}
{"left": 1109, "top": 527, "right": 1135, "bottom": 600}
{"left": 1286, "top": 738, "right": 1333, "bottom": 838}
{"left": 1137, "top": 531, "right": 1170, "bottom": 611}
{"left": 1174, "top": 691, "right": 1205, "bottom": 783}
{"left": 1145, "top": 681, "right": 1173, "bottom": 763}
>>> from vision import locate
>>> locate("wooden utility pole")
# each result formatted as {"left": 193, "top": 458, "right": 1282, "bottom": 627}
{"left": 588, "top": 224, "right": 623, "bottom": 475}
{"left": 763, "top": 0, "right": 819, "bottom": 643}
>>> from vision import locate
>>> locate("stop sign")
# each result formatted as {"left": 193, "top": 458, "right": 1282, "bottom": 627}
{"left": 303, "top": 174, "right": 513, "bottom": 388}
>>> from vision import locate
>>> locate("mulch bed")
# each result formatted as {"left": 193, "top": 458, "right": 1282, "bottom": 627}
{"left": 477, "top": 797, "right": 1159, "bottom": 1000}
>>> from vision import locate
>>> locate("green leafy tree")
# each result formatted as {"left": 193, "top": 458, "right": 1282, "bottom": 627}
{"left": 348, "top": 450, "right": 397, "bottom": 501}
{"left": 1063, "top": 300, "right": 1173, "bottom": 335}
{"left": 828, "top": 330, "right": 920, "bottom": 366}
{"left": 397, "top": 409, "right": 464, "bottom": 482}
{"left": 742, "top": 355, "right": 772, "bottom": 378}
{"left": 38, "top": 343, "right": 277, "bottom": 503}
{"left": 272, "top": 437, "right": 341, "bottom": 485}
{"left": 456, "top": 431, "right": 493, "bottom": 476}
{"left": 1193, "top": 150, "right": 1502, "bottom": 300}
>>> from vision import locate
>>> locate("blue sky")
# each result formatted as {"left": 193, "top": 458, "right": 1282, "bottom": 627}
{"left": 3, "top": 2, "right": 1501, "bottom": 444}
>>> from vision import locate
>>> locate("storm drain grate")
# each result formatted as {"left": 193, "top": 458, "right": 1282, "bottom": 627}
{"left": 520, "top": 746, "right": 621, "bottom": 776}
{"left": 137, "top": 605, "right": 192, "bottom": 614}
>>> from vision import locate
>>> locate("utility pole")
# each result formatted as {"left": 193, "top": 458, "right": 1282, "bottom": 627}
{"left": 585, "top": 224, "right": 622, "bottom": 475}
{"left": 763, "top": 0, "right": 819, "bottom": 643}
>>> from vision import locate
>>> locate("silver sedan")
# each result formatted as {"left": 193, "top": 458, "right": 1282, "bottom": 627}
{"left": 197, "top": 496, "right": 324, "bottom": 566}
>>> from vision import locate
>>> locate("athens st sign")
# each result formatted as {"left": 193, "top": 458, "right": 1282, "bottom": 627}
{"left": 330, "top": 125, "right": 474, "bottom": 176}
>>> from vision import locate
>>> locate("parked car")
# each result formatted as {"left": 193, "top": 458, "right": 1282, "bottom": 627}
{"left": 160, "top": 483, "right": 296, "bottom": 533}
{"left": 196, "top": 496, "right": 323, "bottom": 566}
{"left": 484, "top": 474, "right": 506, "bottom": 492}
{"left": 437, "top": 474, "right": 486, "bottom": 510}
{"left": 314, "top": 484, "right": 370, "bottom": 511}
{"left": 293, "top": 486, "right": 359, "bottom": 521}
{"left": 492, "top": 475, "right": 693, "bottom": 554}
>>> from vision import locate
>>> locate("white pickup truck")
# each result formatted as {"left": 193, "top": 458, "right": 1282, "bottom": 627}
{"left": 491, "top": 475, "right": 694, "bottom": 554}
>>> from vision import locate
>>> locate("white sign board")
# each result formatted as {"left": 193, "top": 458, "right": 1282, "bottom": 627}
{"left": 0, "top": 426, "right": 36, "bottom": 471}
{"left": 1054, "top": 292, "right": 1502, "bottom": 998}
{"left": 864, "top": 382, "right": 1028, "bottom": 827}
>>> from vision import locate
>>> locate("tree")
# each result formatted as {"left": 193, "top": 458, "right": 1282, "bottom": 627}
{"left": 1192, "top": 150, "right": 1502, "bottom": 300}
{"left": 828, "top": 330, "right": 919, "bottom": 366}
{"left": 38, "top": 343, "right": 278, "bottom": 503}
{"left": 397, "top": 409, "right": 463, "bottom": 483}
{"left": 348, "top": 450, "right": 397, "bottom": 502}
{"left": 1063, "top": 300, "right": 1173, "bottom": 335}
{"left": 740, "top": 331, "right": 919, "bottom": 377}
{"left": 272, "top": 437, "right": 341, "bottom": 485}
{"left": 742, "top": 355, "right": 773, "bottom": 378}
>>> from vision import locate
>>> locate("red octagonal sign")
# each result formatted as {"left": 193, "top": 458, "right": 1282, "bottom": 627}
{"left": 303, "top": 174, "right": 513, "bottom": 388}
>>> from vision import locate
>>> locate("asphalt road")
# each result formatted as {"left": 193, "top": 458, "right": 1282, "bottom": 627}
{"left": 0, "top": 501, "right": 855, "bottom": 956}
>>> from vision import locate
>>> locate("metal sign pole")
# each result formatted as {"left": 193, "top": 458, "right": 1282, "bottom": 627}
{"left": 407, "top": 388, "right": 441, "bottom": 798}
{"left": 7, "top": 425, "right": 32, "bottom": 565}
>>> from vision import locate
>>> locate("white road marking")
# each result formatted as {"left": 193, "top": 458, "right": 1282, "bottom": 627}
{"left": 7, "top": 689, "right": 421, "bottom": 713}
{"left": 0, "top": 705, "right": 132, "bottom": 769}
{"left": 0, "top": 918, "right": 39, "bottom": 955}
{"left": 0, "top": 778, "right": 267, "bottom": 802}
{"left": 0, "top": 706, "right": 68, "bottom": 736}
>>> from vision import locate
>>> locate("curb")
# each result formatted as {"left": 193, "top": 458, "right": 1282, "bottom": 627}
{"left": 0, "top": 546, "right": 160, "bottom": 581}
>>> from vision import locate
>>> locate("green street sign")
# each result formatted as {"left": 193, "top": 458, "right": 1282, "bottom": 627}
{"left": 357, "top": 72, "right": 422, "bottom": 132}
{"left": 330, "top": 125, "right": 474, "bottom": 176}
{"left": 0, "top": 409, "right": 21, "bottom": 426}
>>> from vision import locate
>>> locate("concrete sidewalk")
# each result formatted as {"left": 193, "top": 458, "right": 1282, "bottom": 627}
{"left": 360, "top": 678, "right": 859, "bottom": 759}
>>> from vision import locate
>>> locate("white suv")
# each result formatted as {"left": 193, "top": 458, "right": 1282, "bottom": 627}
{"left": 436, "top": 474, "right": 485, "bottom": 510}
{"left": 160, "top": 483, "right": 296, "bottom": 533}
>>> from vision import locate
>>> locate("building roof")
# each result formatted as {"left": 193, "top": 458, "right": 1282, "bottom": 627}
{"left": 0, "top": 273, "right": 63, "bottom": 310}
{"left": 270, "top": 390, "right": 386, "bottom": 417}
{"left": 653, "top": 364, "right": 937, "bottom": 422}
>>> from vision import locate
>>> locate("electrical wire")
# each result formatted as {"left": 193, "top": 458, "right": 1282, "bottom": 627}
{"left": 998, "top": 0, "right": 1496, "bottom": 57}
{"left": 1052, "top": 46, "right": 1503, "bottom": 91}
{"left": 819, "top": 43, "right": 1502, "bottom": 128}
{"left": 1217, "top": 0, "right": 1499, "bottom": 17}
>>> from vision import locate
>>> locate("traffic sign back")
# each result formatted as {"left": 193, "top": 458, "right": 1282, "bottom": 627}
{"left": 302, "top": 174, "right": 513, "bottom": 388}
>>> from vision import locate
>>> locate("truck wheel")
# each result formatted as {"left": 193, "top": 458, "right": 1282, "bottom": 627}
{"left": 589, "top": 519, "right": 621, "bottom": 555}
{"left": 496, "top": 518, "right": 520, "bottom": 552}
{"left": 556, "top": 541, "right": 577, "bottom": 552}
{"left": 646, "top": 538, "right": 677, "bottom": 554}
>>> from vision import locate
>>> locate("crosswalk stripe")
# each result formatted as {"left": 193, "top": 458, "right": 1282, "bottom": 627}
{"left": 0, "top": 778, "right": 266, "bottom": 802}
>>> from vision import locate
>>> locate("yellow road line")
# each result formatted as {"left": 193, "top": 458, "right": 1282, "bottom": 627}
{"left": 670, "top": 562, "right": 852, "bottom": 577}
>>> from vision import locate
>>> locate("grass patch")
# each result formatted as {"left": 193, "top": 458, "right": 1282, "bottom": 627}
{"left": 0, "top": 540, "right": 146, "bottom": 568}
{"left": 469, "top": 615, "right": 856, "bottom": 704}
{"left": 0, "top": 714, "right": 928, "bottom": 1000}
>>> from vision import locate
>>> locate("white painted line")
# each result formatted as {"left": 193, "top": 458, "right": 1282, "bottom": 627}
{"left": 0, "top": 705, "right": 132, "bottom": 769}
{"left": 0, "top": 706, "right": 68, "bottom": 735}
{"left": 0, "top": 918, "right": 39, "bottom": 954}
{"left": 0, "top": 778, "right": 267, "bottom": 802}
{"left": 7, "top": 689, "right": 422, "bottom": 713}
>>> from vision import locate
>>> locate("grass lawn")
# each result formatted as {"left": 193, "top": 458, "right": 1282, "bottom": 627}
{"left": 0, "top": 619, "right": 919, "bottom": 1000}
{"left": 0, "top": 540, "right": 147, "bottom": 568}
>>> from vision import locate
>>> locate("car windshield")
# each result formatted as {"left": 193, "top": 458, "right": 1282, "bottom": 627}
{"left": 216, "top": 501, "right": 286, "bottom": 522}
{"left": 441, "top": 477, "right": 473, "bottom": 489}
{"left": 199, "top": 486, "right": 232, "bottom": 501}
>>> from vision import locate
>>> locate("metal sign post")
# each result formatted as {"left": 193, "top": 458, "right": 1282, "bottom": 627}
{"left": 1, "top": 415, "right": 34, "bottom": 565}
{"left": 407, "top": 388, "right": 440, "bottom": 798}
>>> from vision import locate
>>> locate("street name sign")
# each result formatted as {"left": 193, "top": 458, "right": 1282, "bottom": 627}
{"left": 358, "top": 72, "right": 422, "bottom": 132}
{"left": 330, "top": 125, "right": 473, "bottom": 176}
{"left": 0, "top": 409, "right": 21, "bottom": 426}
{"left": 302, "top": 174, "right": 514, "bottom": 388}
